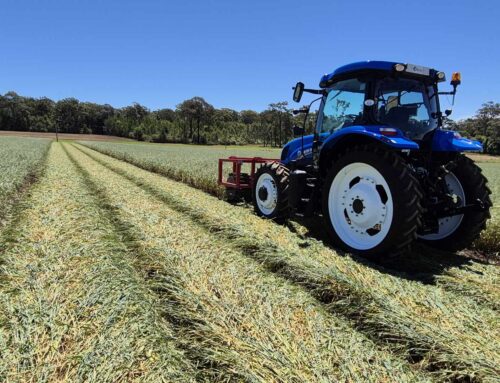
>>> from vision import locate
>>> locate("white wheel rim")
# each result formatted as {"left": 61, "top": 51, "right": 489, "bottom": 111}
{"left": 256, "top": 173, "right": 278, "bottom": 216}
{"left": 329, "top": 163, "right": 394, "bottom": 250}
{"left": 419, "top": 172, "right": 465, "bottom": 240}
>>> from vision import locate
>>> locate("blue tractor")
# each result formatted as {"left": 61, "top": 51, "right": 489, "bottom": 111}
{"left": 222, "top": 61, "right": 492, "bottom": 258}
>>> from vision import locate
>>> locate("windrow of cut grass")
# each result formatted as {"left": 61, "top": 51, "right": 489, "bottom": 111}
{"left": 435, "top": 261, "right": 499, "bottom": 311}
{"left": 65, "top": 144, "right": 430, "bottom": 382}
{"left": 78, "top": 140, "right": 499, "bottom": 255}
{"left": 74, "top": 143, "right": 500, "bottom": 382}
{"left": 0, "top": 143, "right": 195, "bottom": 382}
{"left": 0, "top": 136, "right": 51, "bottom": 227}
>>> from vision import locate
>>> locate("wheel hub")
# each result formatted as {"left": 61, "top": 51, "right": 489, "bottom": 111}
{"left": 255, "top": 173, "right": 278, "bottom": 215}
{"left": 344, "top": 179, "right": 386, "bottom": 230}
{"left": 328, "top": 163, "right": 394, "bottom": 251}
{"left": 258, "top": 186, "right": 268, "bottom": 201}
{"left": 352, "top": 199, "right": 364, "bottom": 214}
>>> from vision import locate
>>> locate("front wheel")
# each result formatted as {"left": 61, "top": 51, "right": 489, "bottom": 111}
{"left": 252, "top": 162, "right": 289, "bottom": 220}
{"left": 322, "top": 146, "right": 423, "bottom": 258}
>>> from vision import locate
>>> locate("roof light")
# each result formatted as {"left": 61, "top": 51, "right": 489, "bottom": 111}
{"left": 451, "top": 72, "right": 461, "bottom": 86}
{"left": 394, "top": 63, "right": 406, "bottom": 72}
{"left": 379, "top": 127, "right": 398, "bottom": 136}
{"left": 436, "top": 71, "right": 446, "bottom": 81}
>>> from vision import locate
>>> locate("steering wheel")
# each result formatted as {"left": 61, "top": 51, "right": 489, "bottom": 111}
{"left": 339, "top": 114, "right": 360, "bottom": 129}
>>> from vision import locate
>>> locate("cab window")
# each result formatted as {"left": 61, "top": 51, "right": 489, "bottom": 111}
{"left": 375, "top": 77, "right": 437, "bottom": 139}
{"left": 320, "top": 78, "right": 366, "bottom": 133}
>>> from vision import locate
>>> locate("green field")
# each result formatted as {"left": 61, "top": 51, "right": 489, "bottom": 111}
{"left": 0, "top": 138, "right": 499, "bottom": 382}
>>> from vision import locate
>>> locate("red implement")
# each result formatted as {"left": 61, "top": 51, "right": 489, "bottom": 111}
{"left": 218, "top": 156, "right": 279, "bottom": 189}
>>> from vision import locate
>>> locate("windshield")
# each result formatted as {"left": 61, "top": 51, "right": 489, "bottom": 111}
{"left": 375, "top": 77, "right": 438, "bottom": 140}
{"left": 319, "top": 78, "right": 366, "bottom": 133}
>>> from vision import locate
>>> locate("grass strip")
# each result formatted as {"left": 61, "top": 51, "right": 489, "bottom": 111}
{"left": 66, "top": 143, "right": 431, "bottom": 382}
{"left": 0, "top": 137, "right": 51, "bottom": 230}
{"left": 74, "top": 143, "right": 500, "bottom": 382}
{"left": 0, "top": 143, "right": 195, "bottom": 382}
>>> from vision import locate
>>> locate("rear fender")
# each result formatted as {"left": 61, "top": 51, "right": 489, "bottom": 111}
{"left": 318, "top": 126, "right": 419, "bottom": 173}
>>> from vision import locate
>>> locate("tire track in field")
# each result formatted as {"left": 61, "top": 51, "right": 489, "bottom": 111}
{"left": 66, "top": 143, "right": 431, "bottom": 382}
{"left": 0, "top": 143, "right": 196, "bottom": 382}
{"left": 72, "top": 143, "right": 500, "bottom": 382}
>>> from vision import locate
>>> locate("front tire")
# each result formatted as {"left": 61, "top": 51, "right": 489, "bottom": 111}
{"left": 253, "top": 162, "right": 289, "bottom": 220}
{"left": 418, "top": 155, "right": 492, "bottom": 251}
{"left": 322, "top": 146, "right": 423, "bottom": 258}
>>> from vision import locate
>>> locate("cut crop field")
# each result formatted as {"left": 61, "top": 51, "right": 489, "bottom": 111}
{"left": 78, "top": 141, "right": 281, "bottom": 197}
{"left": 79, "top": 140, "right": 500, "bottom": 255}
{"left": 0, "top": 140, "right": 498, "bottom": 382}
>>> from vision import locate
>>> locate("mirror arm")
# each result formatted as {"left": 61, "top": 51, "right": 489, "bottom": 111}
{"left": 304, "top": 88, "right": 326, "bottom": 95}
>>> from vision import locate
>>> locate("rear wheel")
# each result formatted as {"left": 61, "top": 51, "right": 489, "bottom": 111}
{"left": 419, "top": 155, "right": 491, "bottom": 251}
{"left": 253, "top": 162, "right": 289, "bottom": 220}
{"left": 322, "top": 146, "right": 422, "bottom": 258}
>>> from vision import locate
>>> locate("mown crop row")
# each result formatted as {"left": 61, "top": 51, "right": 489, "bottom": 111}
{"left": 0, "top": 136, "right": 51, "bottom": 226}
{"left": 74, "top": 143, "right": 500, "bottom": 382}
{"left": 78, "top": 140, "right": 499, "bottom": 255}
{"left": 0, "top": 143, "right": 195, "bottom": 382}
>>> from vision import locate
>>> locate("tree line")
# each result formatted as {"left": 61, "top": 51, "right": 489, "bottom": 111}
{"left": 448, "top": 102, "right": 500, "bottom": 155}
{"left": 0, "top": 91, "right": 497, "bottom": 153}
{"left": 0, "top": 92, "right": 315, "bottom": 147}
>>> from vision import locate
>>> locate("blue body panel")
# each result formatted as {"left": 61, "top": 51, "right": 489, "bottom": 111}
{"left": 281, "top": 134, "right": 315, "bottom": 165}
{"left": 281, "top": 125, "right": 420, "bottom": 165}
{"left": 320, "top": 61, "right": 397, "bottom": 87}
{"left": 320, "top": 125, "right": 419, "bottom": 152}
{"left": 432, "top": 129, "right": 483, "bottom": 152}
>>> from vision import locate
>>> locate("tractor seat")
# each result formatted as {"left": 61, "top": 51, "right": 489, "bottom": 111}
{"left": 383, "top": 107, "right": 411, "bottom": 130}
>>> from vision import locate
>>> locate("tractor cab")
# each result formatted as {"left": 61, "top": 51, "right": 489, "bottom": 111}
{"left": 219, "top": 61, "right": 491, "bottom": 259}
{"left": 285, "top": 61, "right": 472, "bottom": 168}
{"left": 316, "top": 61, "right": 444, "bottom": 141}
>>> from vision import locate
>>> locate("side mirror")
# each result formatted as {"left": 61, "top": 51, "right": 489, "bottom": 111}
{"left": 445, "top": 109, "right": 452, "bottom": 117}
{"left": 293, "top": 82, "right": 304, "bottom": 103}
{"left": 293, "top": 125, "right": 305, "bottom": 137}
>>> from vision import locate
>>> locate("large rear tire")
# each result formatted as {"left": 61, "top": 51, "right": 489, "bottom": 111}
{"left": 418, "top": 155, "right": 492, "bottom": 251}
{"left": 253, "top": 162, "right": 289, "bottom": 221}
{"left": 322, "top": 146, "right": 423, "bottom": 258}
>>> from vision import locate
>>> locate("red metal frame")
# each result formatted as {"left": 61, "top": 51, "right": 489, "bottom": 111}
{"left": 218, "top": 156, "right": 279, "bottom": 189}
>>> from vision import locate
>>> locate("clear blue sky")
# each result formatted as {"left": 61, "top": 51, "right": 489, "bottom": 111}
{"left": 1, "top": 0, "right": 498, "bottom": 119}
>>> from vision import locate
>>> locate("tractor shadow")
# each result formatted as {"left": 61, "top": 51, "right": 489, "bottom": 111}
{"left": 285, "top": 215, "right": 492, "bottom": 285}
